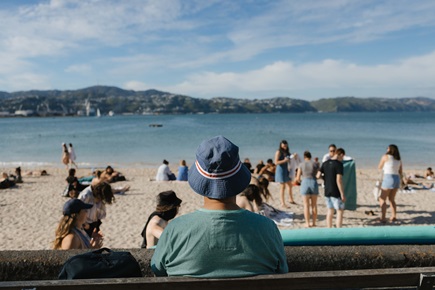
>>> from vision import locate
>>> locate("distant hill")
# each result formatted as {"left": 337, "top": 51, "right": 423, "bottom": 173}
{"left": 311, "top": 96, "right": 435, "bottom": 112}
{"left": 0, "top": 86, "right": 434, "bottom": 116}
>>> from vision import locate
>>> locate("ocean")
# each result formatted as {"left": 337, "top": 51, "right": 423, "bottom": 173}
{"left": 1, "top": 112, "right": 434, "bottom": 169}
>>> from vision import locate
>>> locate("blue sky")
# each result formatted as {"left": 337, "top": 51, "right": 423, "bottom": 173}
{"left": 1, "top": 0, "right": 435, "bottom": 100}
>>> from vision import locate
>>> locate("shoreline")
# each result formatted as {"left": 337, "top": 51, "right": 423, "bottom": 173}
{"left": 0, "top": 166, "right": 434, "bottom": 251}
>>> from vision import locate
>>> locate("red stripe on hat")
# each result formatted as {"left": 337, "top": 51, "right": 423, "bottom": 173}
{"left": 195, "top": 160, "right": 242, "bottom": 180}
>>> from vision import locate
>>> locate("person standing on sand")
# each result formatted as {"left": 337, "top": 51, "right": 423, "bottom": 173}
{"left": 274, "top": 140, "right": 295, "bottom": 208}
{"left": 322, "top": 144, "right": 337, "bottom": 164}
{"left": 378, "top": 144, "right": 403, "bottom": 224}
{"left": 317, "top": 148, "right": 346, "bottom": 228}
{"left": 295, "top": 151, "right": 319, "bottom": 228}
{"left": 61, "top": 143, "right": 69, "bottom": 169}
{"left": 151, "top": 135, "right": 288, "bottom": 278}
{"left": 68, "top": 143, "right": 78, "bottom": 169}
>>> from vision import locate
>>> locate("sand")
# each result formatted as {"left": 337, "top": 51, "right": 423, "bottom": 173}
{"left": 0, "top": 166, "right": 434, "bottom": 251}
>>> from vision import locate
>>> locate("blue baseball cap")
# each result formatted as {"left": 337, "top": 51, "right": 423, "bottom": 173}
{"left": 63, "top": 199, "right": 93, "bottom": 216}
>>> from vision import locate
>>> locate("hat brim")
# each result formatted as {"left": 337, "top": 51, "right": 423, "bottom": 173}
{"left": 188, "top": 162, "right": 251, "bottom": 199}
{"left": 82, "top": 203, "right": 93, "bottom": 210}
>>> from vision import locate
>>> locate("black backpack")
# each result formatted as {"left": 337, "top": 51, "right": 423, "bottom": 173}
{"left": 58, "top": 248, "right": 142, "bottom": 279}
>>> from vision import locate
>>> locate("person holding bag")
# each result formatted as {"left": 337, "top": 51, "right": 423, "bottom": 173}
{"left": 53, "top": 199, "right": 103, "bottom": 250}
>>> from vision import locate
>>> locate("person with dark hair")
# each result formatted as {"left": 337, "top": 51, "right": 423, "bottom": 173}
{"left": 0, "top": 172, "right": 16, "bottom": 189}
{"left": 253, "top": 160, "right": 265, "bottom": 174}
{"left": 78, "top": 182, "right": 115, "bottom": 237}
{"left": 156, "top": 160, "right": 176, "bottom": 181}
{"left": 68, "top": 143, "right": 78, "bottom": 169}
{"left": 151, "top": 136, "right": 288, "bottom": 278}
{"left": 66, "top": 168, "right": 87, "bottom": 195}
{"left": 243, "top": 158, "right": 254, "bottom": 173}
{"left": 296, "top": 151, "right": 319, "bottom": 227}
{"left": 14, "top": 167, "right": 23, "bottom": 183}
{"left": 141, "top": 191, "right": 182, "bottom": 248}
{"left": 322, "top": 144, "right": 337, "bottom": 163}
{"left": 317, "top": 148, "right": 346, "bottom": 228}
{"left": 53, "top": 199, "right": 103, "bottom": 250}
{"left": 100, "top": 165, "right": 126, "bottom": 183}
{"left": 61, "top": 143, "right": 69, "bottom": 169}
{"left": 425, "top": 167, "right": 434, "bottom": 180}
{"left": 258, "top": 159, "right": 276, "bottom": 181}
{"left": 274, "top": 140, "right": 295, "bottom": 208}
{"left": 378, "top": 144, "right": 403, "bottom": 223}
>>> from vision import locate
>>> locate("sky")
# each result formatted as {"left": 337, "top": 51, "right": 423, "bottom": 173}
{"left": 1, "top": 0, "right": 435, "bottom": 100}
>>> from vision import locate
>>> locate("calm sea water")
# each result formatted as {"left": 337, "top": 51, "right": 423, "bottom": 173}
{"left": 1, "top": 112, "right": 434, "bottom": 169}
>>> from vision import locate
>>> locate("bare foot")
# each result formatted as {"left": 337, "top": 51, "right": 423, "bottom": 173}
{"left": 390, "top": 217, "right": 397, "bottom": 222}
{"left": 280, "top": 204, "right": 290, "bottom": 209}
{"left": 289, "top": 201, "right": 297, "bottom": 205}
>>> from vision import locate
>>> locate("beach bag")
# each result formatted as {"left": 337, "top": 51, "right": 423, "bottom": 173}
{"left": 373, "top": 180, "right": 381, "bottom": 202}
{"left": 58, "top": 248, "right": 142, "bottom": 280}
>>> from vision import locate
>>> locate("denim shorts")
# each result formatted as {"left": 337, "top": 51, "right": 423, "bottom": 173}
{"left": 381, "top": 174, "right": 400, "bottom": 189}
{"left": 325, "top": 196, "right": 345, "bottom": 210}
{"left": 300, "top": 178, "right": 319, "bottom": 195}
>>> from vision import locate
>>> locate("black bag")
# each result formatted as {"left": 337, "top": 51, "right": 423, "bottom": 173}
{"left": 58, "top": 248, "right": 142, "bottom": 279}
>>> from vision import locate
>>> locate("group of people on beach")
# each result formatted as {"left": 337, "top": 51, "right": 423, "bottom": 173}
{"left": 49, "top": 135, "right": 433, "bottom": 279}
{"left": 54, "top": 165, "right": 129, "bottom": 250}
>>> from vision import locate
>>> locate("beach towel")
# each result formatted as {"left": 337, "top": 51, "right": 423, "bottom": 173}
{"left": 259, "top": 203, "right": 293, "bottom": 227}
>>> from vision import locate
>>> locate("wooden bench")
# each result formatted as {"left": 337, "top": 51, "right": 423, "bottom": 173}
{"left": 0, "top": 267, "right": 434, "bottom": 290}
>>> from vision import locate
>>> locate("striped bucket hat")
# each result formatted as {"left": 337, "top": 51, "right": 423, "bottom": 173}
{"left": 188, "top": 135, "right": 251, "bottom": 199}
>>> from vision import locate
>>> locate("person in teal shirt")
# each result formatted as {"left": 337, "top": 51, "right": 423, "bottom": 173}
{"left": 151, "top": 135, "right": 288, "bottom": 278}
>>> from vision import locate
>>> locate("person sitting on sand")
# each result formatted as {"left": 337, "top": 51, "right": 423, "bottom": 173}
{"left": 140, "top": 191, "right": 182, "bottom": 249}
{"left": 176, "top": 160, "right": 188, "bottom": 181}
{"left": 253, "top": 160, "right": 265, "bottom": 175}
{"left": 0, "top": 172, "right": 16, "bottom": 189}
{"left": 100, "top": 165, "right": 126, "bottom": 183}
{"left": 425, "top": 167, "right": 434, "bottom": 180}
{"left": 151, "top": 136, "right": 288, "bottom": 277}
{"left": 66, "top": 168, "right": 87, "bottom": 193}
{"left": 258, "top": 158, "right": 276, "bottom": 181}
{"left": 78, "top": 182, "right": 115, "bottom": 237}
{"left": 91, "top": 170, "right": 130, "bottom": 194}
{"left": 53, "top": 199, "right": 103, "bottom": 250}
{"left": 10, "top": 167, "right": 23, "bottom": 184}
{"left": 156, "top": 160, "right": 176, "bottom": 181}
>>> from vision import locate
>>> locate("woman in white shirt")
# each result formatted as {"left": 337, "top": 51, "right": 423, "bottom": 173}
{"left": 378, "top": 144, "right": 403, "bottom": 224}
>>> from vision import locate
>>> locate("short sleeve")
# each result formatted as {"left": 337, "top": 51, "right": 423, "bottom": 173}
{"left": 150, "top": 227, "right": 170, "bottom": 276}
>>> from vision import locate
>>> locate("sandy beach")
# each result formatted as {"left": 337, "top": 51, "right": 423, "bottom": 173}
{"left": 0, "top": 166, "right": 434, "bottom": 251}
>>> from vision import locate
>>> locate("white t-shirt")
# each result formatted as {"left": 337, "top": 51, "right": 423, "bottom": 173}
{"left": 156, "top": 164, "right": 171, "bottom": 181}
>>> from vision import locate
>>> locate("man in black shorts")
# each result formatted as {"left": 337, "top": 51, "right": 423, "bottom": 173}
{"left": 317, "top": 148, "right": 346, "bottom": 228}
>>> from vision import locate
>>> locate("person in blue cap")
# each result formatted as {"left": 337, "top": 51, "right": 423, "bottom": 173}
{"left": 151, "top": 135, "right": 288, "bottom": 278}
{"left": 53, "top": 199, "right": 103, "bottom": 250}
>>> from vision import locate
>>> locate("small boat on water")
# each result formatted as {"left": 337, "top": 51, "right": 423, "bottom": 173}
{"left": 149, "top": 124, "right": 163, "bottom": 127}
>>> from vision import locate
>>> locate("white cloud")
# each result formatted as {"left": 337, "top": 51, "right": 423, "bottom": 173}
{"left": 162, "top": 51, "right": 435, "bottom": 99}
{"left": 123, "top": 81, "right": 150, "bottom": 91}
{"left": 65, "top": 64, "right": 92, "bottom": 73}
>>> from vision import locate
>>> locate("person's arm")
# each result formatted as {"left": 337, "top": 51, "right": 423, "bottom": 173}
{"left": 336, "top": 174, "right": 346, "bottom": 202}
{"left": 378, "top": 155, "right": 387, "bottom": 170}
{"left": 150, "top": 227, "right": 170, "bottom": 276}
{"left": 148, "top": 217, "right": 166, "bottom": 240}
{"left": 316, "top": 164, "right": 323, "bottom": 179}
{"left": 295, "top": 165, "right": 302, "bottom": 183}
{"left": 236, "top": 196, "right": 254, "bottom": 212}
{"left": 275, "top": 151, "right": 288, "bottom": 165}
